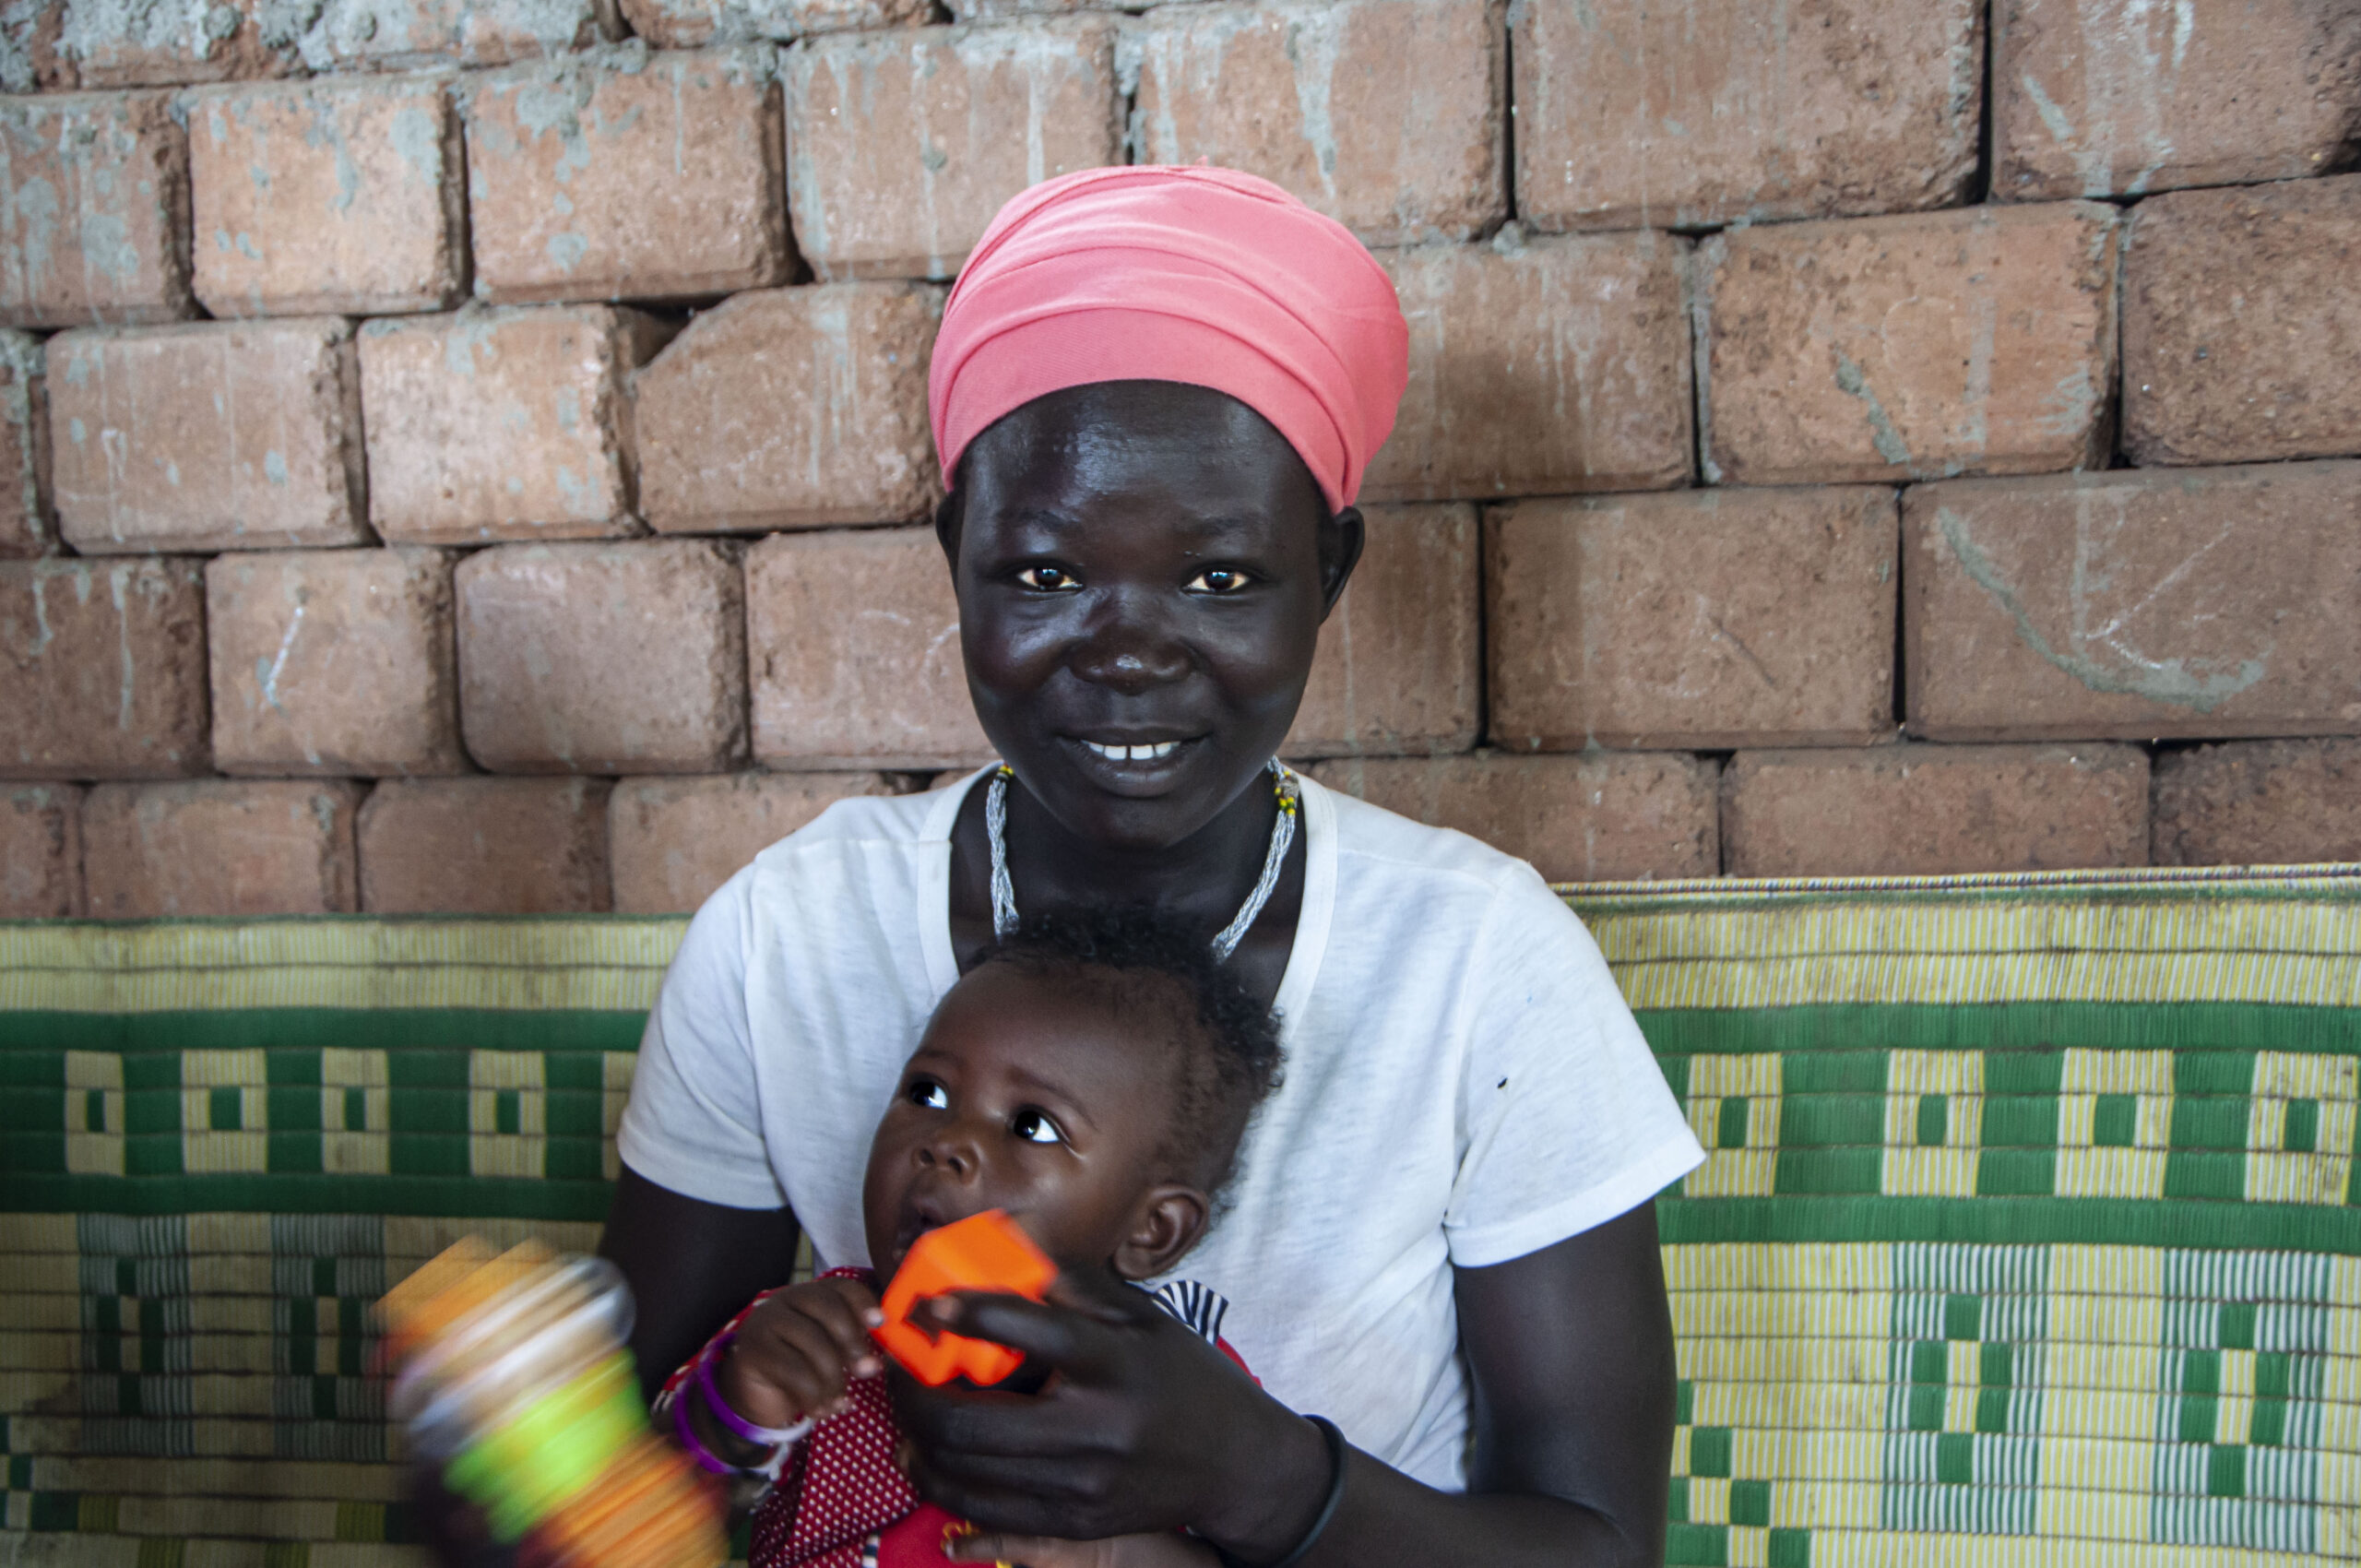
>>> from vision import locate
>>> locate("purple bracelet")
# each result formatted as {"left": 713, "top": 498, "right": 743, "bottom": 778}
{"left": 671, "top": 1382, "right": 742, "bottom": 1477}
{"left": 697, "top": 1334, "right": 811, "bottom": 1446}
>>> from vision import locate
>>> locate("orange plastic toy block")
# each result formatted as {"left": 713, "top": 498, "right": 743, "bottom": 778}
{"left": 872, "top": 1210, "right": 1057, "bottom": 1387}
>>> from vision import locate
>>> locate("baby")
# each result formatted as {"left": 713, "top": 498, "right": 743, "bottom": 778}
{"left": 671, "top": 907, "right": 1285, "bottom": 1568}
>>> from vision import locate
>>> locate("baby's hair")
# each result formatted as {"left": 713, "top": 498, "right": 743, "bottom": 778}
{"left": 983, "top": 905, "right": 1284, "bottom": 1205}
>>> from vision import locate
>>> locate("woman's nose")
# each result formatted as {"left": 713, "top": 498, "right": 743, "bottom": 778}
{"left": 1070, "top": 604, "right": 1190, "bottom": 693}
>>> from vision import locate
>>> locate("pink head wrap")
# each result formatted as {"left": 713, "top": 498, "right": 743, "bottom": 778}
{"left": 928, "top": 166, "right": 1409, "bottom": 514}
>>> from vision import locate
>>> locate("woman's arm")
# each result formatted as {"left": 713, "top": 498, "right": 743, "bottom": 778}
{"left": 1310, "top": 1201, "right": 1675, "bottom": 1566}
{"left": 597, "top": 1162, "right": 805, "bottom": 1401}
{"left": 895, "top": 1201, "right": 1676, "bottom": 1568}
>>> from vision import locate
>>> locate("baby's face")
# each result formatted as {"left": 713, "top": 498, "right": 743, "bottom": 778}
{"left": 861, "top": 963, "right": 1193, "bottom": 1280}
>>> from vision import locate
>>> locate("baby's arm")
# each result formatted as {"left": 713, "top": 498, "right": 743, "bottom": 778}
{"left": 716, "top": 1274, "right": 886, "bottom": 1428}
{"left": 943, "top": 1531, "right": 1219, "bottom": 1568}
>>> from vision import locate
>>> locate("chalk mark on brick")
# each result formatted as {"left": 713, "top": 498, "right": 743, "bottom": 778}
{"left": 1934, "top": 505, "right": 2267, "bottom": 713}
{"left": 257, "top": 601, "right": 306, "bottom": 718}
{"left": 1834, "top": 350, "right": 1912, "bottom": 469}
{"left": 1708, "top": 613, "right": 1776, "bottom": 693}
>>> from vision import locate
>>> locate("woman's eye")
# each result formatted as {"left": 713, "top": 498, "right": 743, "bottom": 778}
{"left": 1009, "top": 1109, "right": 1063, "bottom": 1146}
{"left": 907, "top": 1079, "right": 949, "bottom": 1111}
{"left": 1185, "top": 567, "right": 1252, "bottom": 595}
{"left": 1014, "top": 565, "right": 1079, "bottom": 591}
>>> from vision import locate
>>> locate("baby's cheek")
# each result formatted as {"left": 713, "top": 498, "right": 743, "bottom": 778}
{"left": 859, "top": 1137, "right": 909, "bottom": 1265}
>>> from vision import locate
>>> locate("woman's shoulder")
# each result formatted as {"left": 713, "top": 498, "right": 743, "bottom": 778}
{"left": 748, "top": 772, "right": 975, "bottom": 866}
{"left": 1309, "top": 774, "right": 1558, "bottom": 898}
{"left": 1304, "top": 773, "right": 1604, "bottom": 968}
{"left": 686, "top": 772, "right": 976, "bottom": 937}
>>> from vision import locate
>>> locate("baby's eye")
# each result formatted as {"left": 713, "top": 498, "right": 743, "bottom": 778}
{"left": 906, "top": 1078, "right": 949, "bottom": 1111}
{"left": 1009, "top": 1109, "right": 1064, "bottom": 1146}
{"left": 1184, "top": 566, "right": 1252, "bottom": 595}
{"left": 1015, "top": 564, "right": 1080, "bottom": 591}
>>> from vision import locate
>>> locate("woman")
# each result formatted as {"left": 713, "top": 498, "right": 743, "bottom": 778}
{"left": 603, "top": 167, "right": 1704, "bottom": 1568}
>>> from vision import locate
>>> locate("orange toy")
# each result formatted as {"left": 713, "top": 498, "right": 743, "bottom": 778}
{"left": 872, "top": 1210, "right": 1057, "bottom": 1386}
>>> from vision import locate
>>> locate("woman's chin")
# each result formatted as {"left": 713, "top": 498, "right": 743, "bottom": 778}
{"left": 1059, "top": 794, "right": 1226, "bottom": 856}
{"left": 1002, "top": 752, "right": 1225, "bottom": 841}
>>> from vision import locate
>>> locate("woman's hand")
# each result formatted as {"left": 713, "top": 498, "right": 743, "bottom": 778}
{"left": 720, "top": 1275, "right": 886, "bottom": 1428}
{"left": 944, "top": 1529, "right": 1220, "bottom": 1568}
{"left": 888, "top": 1269, "right": 1332, "bottom": 1560}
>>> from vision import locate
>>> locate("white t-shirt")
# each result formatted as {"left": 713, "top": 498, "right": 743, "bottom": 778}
{"left": 617, "top": 770, "right": 1703, "bottom": 1490}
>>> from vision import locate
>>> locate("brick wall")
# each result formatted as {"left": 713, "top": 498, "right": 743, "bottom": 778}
{"left": 3, "top": 0, "right": 2359, "bottom": 917}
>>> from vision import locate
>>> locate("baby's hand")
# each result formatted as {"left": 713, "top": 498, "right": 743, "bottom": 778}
{"left": 943, "top": 1531, "right": 1219, "bottom": 1568}
{"left": 718, "top": 1276, "right": 886, "bottom": 1428}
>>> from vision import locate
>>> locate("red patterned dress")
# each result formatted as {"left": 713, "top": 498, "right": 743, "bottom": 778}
{"left": 748, "top": 1269, "right": 1251, "bottom": 1568}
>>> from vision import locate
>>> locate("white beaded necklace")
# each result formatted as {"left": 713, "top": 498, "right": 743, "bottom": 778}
{"left": 985, "top": 758, "right": 1301, "bottom": 962}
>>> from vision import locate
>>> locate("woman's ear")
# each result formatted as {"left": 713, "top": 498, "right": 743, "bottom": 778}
{"left": 1110, "top": 1184, "right": 1212, "bottom": 1281}
{"left": 1316, "top": 505, "right": 1366, "bottom": 619}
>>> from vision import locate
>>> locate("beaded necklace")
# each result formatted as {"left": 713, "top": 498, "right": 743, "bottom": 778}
{"left": 984, "top": 758, "right": 1300, "bottom": 962}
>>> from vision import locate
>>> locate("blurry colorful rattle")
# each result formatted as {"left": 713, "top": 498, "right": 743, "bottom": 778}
{"left": 377, "top": 1239, "right": 727, "bottom": 1568}
{"left": 872, "top": 1210, "right": 1057, "bottom": 1386}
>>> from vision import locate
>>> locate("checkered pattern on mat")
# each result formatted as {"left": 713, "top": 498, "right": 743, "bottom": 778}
{"left": 4, "top": 870, "right": 2359, "bottom": 1568}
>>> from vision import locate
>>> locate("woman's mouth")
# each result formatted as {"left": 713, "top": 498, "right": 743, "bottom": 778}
{"left": 1053, "top": 733, "right": 1209, "bottom": 796}
{"left": 1080, "top": 739, "right": 1182, "bottom": 762}
{"left": 1063, "top": 734, "right": 1204, "bottom": 770}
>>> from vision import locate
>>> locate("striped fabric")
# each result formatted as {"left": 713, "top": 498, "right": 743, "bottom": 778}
{"left": 3, "top": 866, "right": 2358, "bottom": 1568}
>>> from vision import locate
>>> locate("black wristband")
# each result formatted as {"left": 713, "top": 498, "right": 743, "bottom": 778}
{"left": 1222, "top": 1415, "right": 1348, "bottom": 1568}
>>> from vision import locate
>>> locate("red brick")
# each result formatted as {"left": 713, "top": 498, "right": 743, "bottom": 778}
{"left": 2, "top": 2, "right": 75, "bottom": 91}
{"left": 945, "top": 0, "right": 1087, "bottom": 17}
{"left": 82, "top": 779, "right": 363, "bottom": 916}
{"left": 463, "top": 46, "right": 789, "bottom": 305}
{"left": 1284, "top": 503, "right": 1477, "bottom": 758}
{"left": 457, "top": 540, "right": 746, "bottom": 774}
{"left": 1121, "top": 0, "right": 1503, "bottom": 246}
{"left": 361, "top": 305, "right": 671, "bottom": 545}
{"left": 358, "top": 776, "right": 611, "bottom": 913}
{"left": 1, "top": 782, "right": 81, "bottom": 917}
{"left": 58, "top": 0, "right": 297, "bottom": 88}
{"left": 1995, "top": 0, "right": 2361, "bottom": 201}
{"left": 0, "top": 557, "right": 208, "bottom": 779}
{"left": 783, "top": 20, "right": 1121, "bottom": 280}
{"left": 746, "top": 526, "right": 992, "bottom": 769}
{"left": 207, "top": 549, "right": 465, "bottom": 777}
{"left": 47, "top": 319, "right": 367, "bottom": 553}
{"left": 1366, "top": 231, "right": 1691, "bottom": 503}
{"left": 1489, "top": 486, "right": 1898, "bottom": 753}
{"left": 2121, "top": 176, "right": 2361, "bottom": 469}
{"left": 282, "top": 0, "right": 620, "bottom": 71}
{"left": 2153, "top": 740, "right": 2361, "bottom": 868}
{"left": 1722, "top": 744, "right": 2149, "bottom": 877}
{"left": 0, "top": 332, "right": 50, "bottom": 557}
{"left": 1904, "top": 463, "right": 2361, "bottom": 742}
{"left": 187, "top": 75, "right": 466, "bottom": 317}
{"left": 0, "top": 91, "right": 193, "bottom": 327}
{"left": 1311, "top": 751, "right": 1718, "bottom": 883}
{"left": 1513, "top": 0, "right": 1982, "bottom": 233}
{"left": 609, "top": 770, "right": 896, "bottom": 912}
{"left": 633, "top": 283, "right": 941, "bottom": 534}
{"left": 1699, "top": 203, "right": 2118, "bottom": 487}
{"left": 622, "top": 0, "right": 920, "bottom": 48}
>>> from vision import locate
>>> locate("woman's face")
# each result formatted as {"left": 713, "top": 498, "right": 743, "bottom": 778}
{"left": 944, "top": 381, "right": 1358, "bottom": 852}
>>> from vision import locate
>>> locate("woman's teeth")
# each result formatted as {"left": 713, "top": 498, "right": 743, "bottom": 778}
{"left": 1083, "top": 740, "right": 1180, "bottom": 762}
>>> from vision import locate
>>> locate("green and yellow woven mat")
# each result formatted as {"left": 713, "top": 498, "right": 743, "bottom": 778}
{"left": 3, "top": 865, "right": 2359, "bottom": 1568}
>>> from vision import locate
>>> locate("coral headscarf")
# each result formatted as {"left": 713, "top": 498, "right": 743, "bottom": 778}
{"left": 927, "top": 166, "right": 1410, "bottom": 514}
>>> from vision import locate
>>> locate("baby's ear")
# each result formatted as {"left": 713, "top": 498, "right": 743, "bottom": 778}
{"left": 1111, "top": 1184, "right": 1210, "bottom": 1281}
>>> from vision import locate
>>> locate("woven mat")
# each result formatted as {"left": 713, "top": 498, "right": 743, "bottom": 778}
{"left": 3, "top": 865, "right": 2358, "bottom": 1568}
